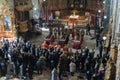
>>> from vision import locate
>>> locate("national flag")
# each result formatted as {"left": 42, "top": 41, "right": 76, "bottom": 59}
{"left": 46, "top": 7, "right": 49, "bottom": 23}
{"left": 49, "top": 11, "right": 53, "bottom": 23}
{"left": 44, "top": 7, "right": 49, "bottom": 24}
{"left": 38, "top": 9, "right": 41, "bottom": 18}
{"left": 41, "top": 8, "right": 44, "bottom": 19}
{"left": 44, "top": 7, "right": 47, "bottom": 24}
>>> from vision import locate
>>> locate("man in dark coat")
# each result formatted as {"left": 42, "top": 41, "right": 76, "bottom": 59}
{"left": 95, "top": 32, "right": 100, "bottom": 47}
{"left": 28, "top": 54, "right": 35, "bottom": 79}
{"left": 36, "top": 58, "right": 42, "bottom": 74}
{"left": 86, "top": 24, "right": 91, "bottom": 35}
{"left": 86, "top": 70, "right": 92, "bottom": 80}
{"left": 0, "top": 60, "right": 7, "bottom": 76}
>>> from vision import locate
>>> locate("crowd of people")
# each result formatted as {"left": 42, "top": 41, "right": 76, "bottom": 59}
{"left": 0, "top": 23, "right": 110, "bottom": 80}
{"left": 0, "top": 37, "right": 70, "bottom": 79}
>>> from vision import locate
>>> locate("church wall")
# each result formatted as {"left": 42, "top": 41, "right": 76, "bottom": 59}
{"left": 108, "top": 0, "right": 120, "bottom": 79}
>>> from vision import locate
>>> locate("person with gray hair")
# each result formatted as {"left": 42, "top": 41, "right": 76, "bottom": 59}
{"left": 69, "top": 60, "right": 76, "bottom": 76}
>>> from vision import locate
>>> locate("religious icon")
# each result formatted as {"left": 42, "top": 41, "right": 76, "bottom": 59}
{"left": 4, "top": 17, "right": 12, "bottom": 31}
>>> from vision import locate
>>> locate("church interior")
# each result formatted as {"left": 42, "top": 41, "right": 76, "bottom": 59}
{"left": 0, "top": 0, "right": 120, "bottom": 80}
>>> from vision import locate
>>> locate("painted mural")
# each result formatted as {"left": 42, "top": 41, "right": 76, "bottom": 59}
{"left": 4, "top": 17, "right": 12, "bottom": 31}
{"left": 0, "top": 0, "right": 16, "bottom": 38}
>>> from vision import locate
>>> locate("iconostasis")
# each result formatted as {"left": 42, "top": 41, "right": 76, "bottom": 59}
{"left": 0, "top": 0, "right": 16, "bottom": 38}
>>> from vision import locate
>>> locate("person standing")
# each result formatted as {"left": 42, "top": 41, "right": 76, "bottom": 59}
{"left": 0, "top": 59, "right": 7, "bottom": 76}
{"left": 69, "top": 61, "right": 76, "bottom": 76}
{"left": 31, "top": 17, "right": 36, "bottom": 30}
{"left": 36, "top": 58, "right": 42, "bottom": 74}
{"left": 51, "top": 68, "right": 57, "bottom": 80}
{"left": 99, "top": 41, "right": 104, "bottom": 58}
{"left": 86, "top": 70, "right": 92, "bottom": 80}
{"left": 86, "top": 24, "right": 91, "bottom": 35}
{"left": 95, "top": 32, "right": 100, "bottom": 47}
{"left": 80, "top": 29, "right": 85, "bottom": 40}
{"left": 30, "top": 44, "right": 36, "bottom": 57}
{"left": 57, "top": 63, "right": 62, "bottom": 80}
{"left": 40, "top": 54, "right": 46, "bottom": 70}
{"left": 84, "top": 47, "right": 89, "bottom": 59}
{"left": 64, "top": 34, "right": 69, "bottom": 44}
{"left": 28, "top": 54, "right": 35, "bottom": 79}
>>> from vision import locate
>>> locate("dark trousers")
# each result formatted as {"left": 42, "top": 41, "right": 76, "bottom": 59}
{"left": 100, "top": 48, "right": 103, "bottom": 58}
{"left": 58, "top": 73, "right": 61, "bottom": 80}
{"left": 96, "top": 40, "right": 99, "bottom": 47}
{"left": 36, "top": 66, "right": 42, "bottom": 74}
{"left": 28, "top": 66, "right": 33, "bottom": 79}
{"left": 0, "top": 68, "right": 7, "bottom": 76}
{"left": 86, "top": 30, "right": 91, "bottom": 35}
{"left": 70, "top": 72, "right": 74, "bottom": 76}
{"left": 86, "top": 75, "right": 91, "bottom": 80}
{"left": 81, "top": 62, "right": 84, "bottom": 71}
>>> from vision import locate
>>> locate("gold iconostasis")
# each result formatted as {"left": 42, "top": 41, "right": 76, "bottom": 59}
{"left": 0, "top": 0, "right": 16, "bottom": 38}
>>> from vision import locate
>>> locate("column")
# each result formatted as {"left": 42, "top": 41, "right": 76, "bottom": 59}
{"left": 111, "top": 0, "right": 118, "bottom": 42}
{"left": 116, "top": 44, "right": 120, "bottom": 80}
{"left": 115, "top": 1, "right": 120, "bottom": 35}
{"left": 104, "top": 0, "right": 111, "bottom": 31}
{"left": 32, "top": 0, "right": 39, "bottom": 19}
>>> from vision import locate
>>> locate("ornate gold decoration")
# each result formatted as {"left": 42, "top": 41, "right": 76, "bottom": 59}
{"left": 0, "top": 15, "right": 4, "bottom": 32}
{"left": 105, "top": 58, "right": 116, "bottom": 80}
{"left": 16, "top": 0, "right": 33, "bottom": 11}
{"left": 0, "top": 0, "right": 16, "bottom": 38}
{"left": 16, "top": 4, "right": 33, "bottom": 11}
{"left": 2, "top": 0, "right": 7, "bottom": 6}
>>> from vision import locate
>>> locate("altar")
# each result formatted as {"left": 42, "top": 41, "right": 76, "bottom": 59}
{"left": 58, "top": 11, "right": 90, "bottom": 28}
{"left": 59, "top": 16, "right": 88, "bottom": 27}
